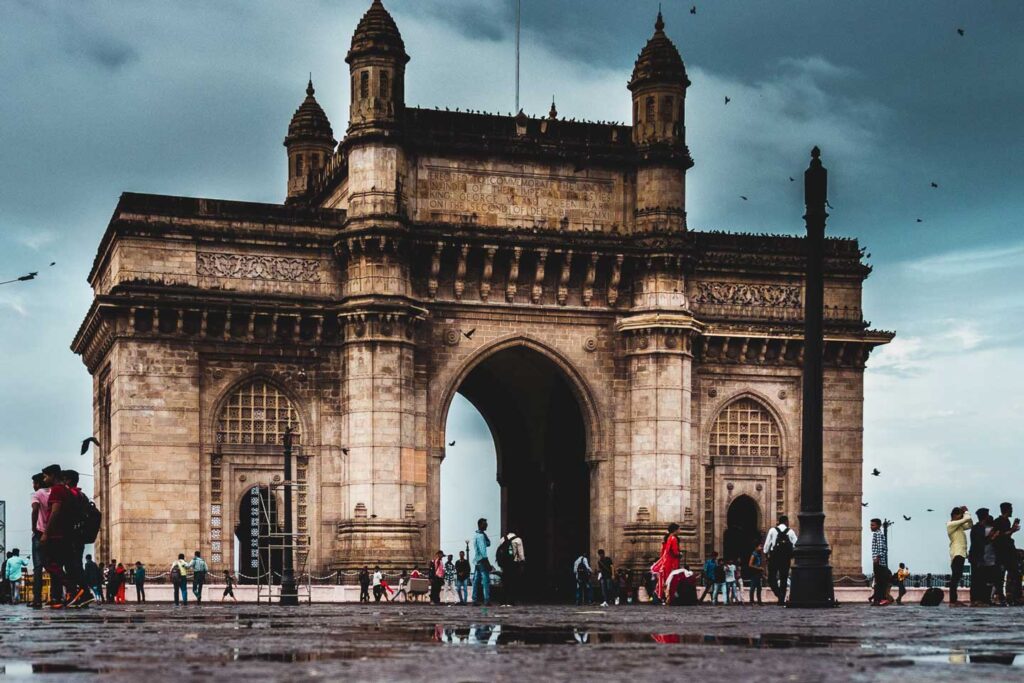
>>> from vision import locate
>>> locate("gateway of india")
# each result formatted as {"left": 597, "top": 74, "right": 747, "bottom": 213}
{"left": 73, "top": 0, "right": 892, "bottom": 589}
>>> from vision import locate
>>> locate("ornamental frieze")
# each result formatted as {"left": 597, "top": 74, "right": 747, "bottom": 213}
{"left": 692, "top": 281, "right": 801, "bottom": 308}
{"left": 196, "top": 252, "right": 321, "bottom": 283}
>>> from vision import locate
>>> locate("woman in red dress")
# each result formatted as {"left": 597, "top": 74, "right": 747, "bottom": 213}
{"left": 115, "top": 563, "right": 127, "bottom": 603}
{"left": 650, "top": 523, "right": 681, "bottom": 604}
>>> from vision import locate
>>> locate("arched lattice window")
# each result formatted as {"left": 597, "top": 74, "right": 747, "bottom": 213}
{"left": 360, "top": 71, "right": 370, "bottom": 99}
{"left": 216, "top": 380, "right": 301, "bottom": 446}
{"left": 660, "top": 96, "right": 673, "bottom": 122}
{"left": 708, "top": 398, "right": 780, "bottom": 457}
{"left": 645, "top": 96, "right": 655, "bottom": 121}
{"left": 379, "top": 71, "right": 390, "bottom": 99}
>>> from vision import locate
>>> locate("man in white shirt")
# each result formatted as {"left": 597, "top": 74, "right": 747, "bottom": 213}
{"left": 763, "top": 514, "right": 798, "bottom": 605}
{"left": 371, "top": 566, "right": 384, "bottom": 602}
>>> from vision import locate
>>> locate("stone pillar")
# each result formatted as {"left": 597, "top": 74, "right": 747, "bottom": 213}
{"left": 617, "top": 262, "right": 702, "bottom": 569}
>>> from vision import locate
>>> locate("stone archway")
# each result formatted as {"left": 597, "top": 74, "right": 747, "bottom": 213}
{"left": 234, "top": 485, "right": 282, "bottom": 585}
{"left": 723, "top": 495, "right": 761, "bottom": 564}
{"left": 441, "top": 343, "right": 593, "bottom": 601}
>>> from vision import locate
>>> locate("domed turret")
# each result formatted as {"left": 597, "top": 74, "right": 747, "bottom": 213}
{"left": 284, "top": 78, "right": 336, "bottom": 202}
{"left": 628, "top": 11, "right": 690, "bottom": 146}
{"left": 346, "top": 0, "right": 409, "bottom": 133}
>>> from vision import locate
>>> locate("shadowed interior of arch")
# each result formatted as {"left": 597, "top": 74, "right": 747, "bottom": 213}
{"left": 724, "top": 494, "right": 762, "bottom": 565}
{"left": 442, "top": 346, "right": 589, "bottom": 602}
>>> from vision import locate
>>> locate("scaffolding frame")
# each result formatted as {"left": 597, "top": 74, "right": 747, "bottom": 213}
{"left": 255, "top": 481, "right": 312, "bottom": 604}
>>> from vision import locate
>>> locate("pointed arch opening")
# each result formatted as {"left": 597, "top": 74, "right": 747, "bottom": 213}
{"left": 724, "top": 495, "right": 761, "bottom": 564}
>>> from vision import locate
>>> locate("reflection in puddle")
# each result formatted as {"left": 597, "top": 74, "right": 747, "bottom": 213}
{"left": 426, "top": 625, "right": 860, "bottom": 649}
{"left": 1, "top": 661, "right": 103, "bottom": 675}
{"left": 913, "top": 650, "right": 1022, "bottom": 666}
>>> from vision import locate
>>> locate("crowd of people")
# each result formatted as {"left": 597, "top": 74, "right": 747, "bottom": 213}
{"left": 7, "top": 469, "right": 1020, "bottom": 609}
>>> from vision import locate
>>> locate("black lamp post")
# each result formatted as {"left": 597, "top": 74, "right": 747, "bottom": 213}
{"left": 788, "top": 146, "right": 836, "bottom": 608}
{"left": 280, "top": 424, "right": 299, "bottom": 605}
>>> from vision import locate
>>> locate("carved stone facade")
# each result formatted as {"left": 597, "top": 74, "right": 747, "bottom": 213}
{"left": 73, "top": 1, "right": 891, "bottom": 586}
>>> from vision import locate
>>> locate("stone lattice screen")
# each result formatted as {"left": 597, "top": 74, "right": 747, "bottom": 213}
{"left": 708, "top": 398, "right": 781, "bottom": 458}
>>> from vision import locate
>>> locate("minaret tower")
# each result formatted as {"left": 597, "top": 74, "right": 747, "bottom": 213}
{"left": 283, "top": 78, "right": 336, "bottom": 203}
{"left": 629, "top": 10, "right": 693, "bottom": 233}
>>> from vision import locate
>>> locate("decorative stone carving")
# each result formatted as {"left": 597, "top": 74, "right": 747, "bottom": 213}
{"left": 692, "top": 281, "right": 800, "bottom": 308}
{"left": 197, "top": 252, "right": 321, "bottom": 282}
{"left": 444, "top": 328, "right": 460, "bottom": 346}
{"left": 778, "top": 389, "right": 788, "bottom": 400}
{"left": 583, "top": 337, "right": 598, "bottom": 353}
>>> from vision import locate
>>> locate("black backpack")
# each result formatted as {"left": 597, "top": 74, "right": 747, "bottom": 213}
{"left": 772, "top": 525, "right": 794, "bottom": 559}
{"left": 68, "top": 490, "right": 102, "bottom": 545}
{"left": 920, "top": 587, "right": 944, "bottom": 606}
{"left": 576, "top": 559, "right": 591, "bottom": 582}
{"left": 496, "top": 536, "right": 514, "bottom": 569}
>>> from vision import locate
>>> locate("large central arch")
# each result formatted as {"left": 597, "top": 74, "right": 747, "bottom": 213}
{"left": 439, "top": 338, "right": 598, "bottom": 600}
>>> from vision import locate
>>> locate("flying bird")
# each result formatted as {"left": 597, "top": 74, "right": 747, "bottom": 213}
{"left": 861, "top": 502, "right": 869, "bottom": 507}
{"left": 462, "top": 328, "right": 476, "bottom": 339}
{"left": 957, "top": 28, "right": 964, "bottom": 36}
{"left": 690, "top": 5, "right": 697, "bottom": 14}
{"left": 902, "top": 515, "right": 912, "bottom": 521}
{"left": 80, "top": 436, "right": 101, "bottom": 455}
{"left": 342, "top": 447, "right": 350, "bottom": 455}
{"left": 724, "top": 96, "right": 731, "bottom": 105}
{"left": 930, "top": 182, "right": 939, "bottom": 188}
{"left": 50, "top": 261, "right": 56, "bottom": 266}
{"left": 1, "top": 272, "right": 40, "bottom": 285}
{"left": 871, "top": 468, "right": 881, "bottom": 476}
{"left": 789, "top": 177, "right": 795, "bottom": 182}
{"left": 926, "top": 508, "right": 934, "bottom": 512}
{"left": 916, "top": 218, "right": 923, "bottom": 223}
{"left": 740, "top": 195, "right": 748, "bottom": 201}
{"left": 448, "top": 440, "right": 456, "bottom": 447}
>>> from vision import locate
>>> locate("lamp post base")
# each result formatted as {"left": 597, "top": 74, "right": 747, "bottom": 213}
{"left": 279, "top": 570, "right": 299, "bottom": 606}
{"left": 788, "top": 564, "right": 836, "bottom": 608}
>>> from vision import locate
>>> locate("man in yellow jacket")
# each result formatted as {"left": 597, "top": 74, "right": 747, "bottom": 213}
{"left": 947, "top": 506, "right": 973, "bottom": 605}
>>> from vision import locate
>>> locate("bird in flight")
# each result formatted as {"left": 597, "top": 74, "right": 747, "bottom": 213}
{"left": 957, "top": 28, "right": 965, "bottom": 36}
{"left": 724, "top": 96, "right": 731, "bottom": 105}
{"left": 80, "top": 436, "right": 101, "bottom": 455}
{"left": 462, "top": 328, "right": 476, "bottom": 340}
{"left": 916, "top": 218, "right": 923, "bottom": 223}
{"left": 690, "top": 5, "right": 697, "bottom": 14}
{"left": 342, "top": 447, "right": 350, "bottom": 455}
{"left": 902, "top": 515, "right": 912, "bottom": 521}
{"left": 871, "top": 468, "right": 881, "bottom": 476}
{"left": 448, "top": 440, "right": 456, "bottom": 447}
{"left": 789, "top": 177, "right": 795, "bottom": 182}
{"left": 861, "top": 502, "right": 869, "bottom": 507}
{"left": 50, "top": 261, "right": 56, "bottom": 266}
{"left": 926, "top": 508, "right": 935, "bottom": 512}
{"left": 740, "top": 195, "right": 748, "bottom": 201}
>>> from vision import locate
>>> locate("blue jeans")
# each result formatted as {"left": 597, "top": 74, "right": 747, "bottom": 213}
{"left": 456, "top": 577, "right": 469, "bottom": 603}
{"left": 600, "top": 577, "right": 614, "bottom": 604}
{"left": 576, "top": 579, "right": 592, "bottom": 605}
{"left": 472, "top": 564, "right": 490, "bottom": 604}
{"left": 31, "top": 533, "right": 45, "bottom": 605}
{"left": 193, "top": 571, "right": 206, "bottom": 602}
{"left": 712, "top": 582, "right": 728, "bottom": 604}
{"left": 174, "top": 580, "right": 188, "bottom": 604}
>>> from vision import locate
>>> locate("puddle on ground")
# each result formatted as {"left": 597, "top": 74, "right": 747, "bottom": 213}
{"left": 1, "top": 661, "right": 103, "bottom": 675}
{"left": 911, "top": 651, "right": 1023, "bottom": 666}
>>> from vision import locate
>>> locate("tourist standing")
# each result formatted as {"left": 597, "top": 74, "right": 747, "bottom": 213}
{"left": 894, "top": 563, "right": 909, "bottom": 604}
{"left": 105, "top": 560, "right": 118, "bottom": 603}
{"left": 747, "top": 544, "right": 765, "bottom": 604}
{"left": 472, "top": 518, "right": 492, "bottom": 606}
{"left": 42, "top": 469, "right": 90, "bottom": 607}
{"left": 764, "top": 515, "right": 797, "bottom": 605}
{"left": 358, "top": 566, "right": 371, "bottom": 603}
{"left": 993, "top": 502, "right": 1021, "bottom": 605}
{"left": 133, "top": 562, "right": 146, "bottom": 603}
{"left": 597, "top": 549, "right": 614, "bottom": 607}
{"left": 171, "top": 554, "right": 190, "bottom": 605}
{"left": 114, "top": 563, "right": 127, "bottom": 603}
{"left": 650, "top": 523, "right": 681, "bottom": 605}
{"left": 869, "top": 518, "right": 891, "bottom": 605}
{"left": 699, "top": 552, "right": 719, "bottom": 602}
{"left": 5, "top": 550, "right": 28, "bottom": 604}
{"left": 189, "top": 551, "right": 208, "bottom": 603}
{"left": 443, "top": 554, "right": 456, "bottom": 602}
{"left": 711, "top": 557, "right": 728, "bottom": 604}
{"left": 969, "top": 508, "right": 993, "bottom": 604}
{"left": 222, "top": 570, "right": 237, "bottom": 602}
{"left": 29, "top": 469, "right": 54, "bottom": 609}
{"left": 372, "top": 566, "right": 384, "bottom": 602}
{"left": 573, "top": 553, "right": 593, "bottom": 605}
{"left": 454, "top": 551, "right": 470, "bottom": 604}
{"left": 946, "top": 506, "right": 972, "bottom": 605}
{"left": 724, "top": 559, "right": 738, "bottom": 604}
{"left": 84, "top": 555, "right": 103, "bottom": 602}
{"left": 496, "top": 531, "right": 525, "bottom": 606}
{"left": 430, "top": 550, "right": 445, "bottom": 604}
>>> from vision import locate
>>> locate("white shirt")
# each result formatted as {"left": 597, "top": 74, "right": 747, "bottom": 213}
{"left": 372, "top": 570, "right": 382, "bottom": 587}
{"left": 764, "top": 524, "right": 798, "bottom": 555}
{"left": 503, "top": 534, "right": 525, "bottom": 562}
{"left": 724, "top": 564, "right": 736, "bottom": 582}
{"left": 573, "top": 556, "right": 591, "bottom": 575}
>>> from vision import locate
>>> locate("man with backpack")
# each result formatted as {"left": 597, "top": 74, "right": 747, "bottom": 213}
{"left": 170, "top": 554, "right": 190, "bottom": 605}
{"left": 496, "top": 531, "right": 525, "bottom": 606}
{"left": 573, "top": 553, "right": 593, "bottom": 605}
{"left": 764, "top": 514, "right": 797, "bottom": 605}
{"left": 41, "top": 470, "right": 93, "bottom": 608}
{"left": 189, "top": 551, "right": 208, "bottom": 603}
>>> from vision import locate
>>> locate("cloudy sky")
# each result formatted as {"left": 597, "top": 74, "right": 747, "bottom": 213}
{"left": 1, "top": 0, "right": 1021, "bottom": 573}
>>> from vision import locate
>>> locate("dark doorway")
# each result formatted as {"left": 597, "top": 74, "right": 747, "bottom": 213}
{"left": 450, "top": 346, "right": 590, "bottom": 602}
{"left": 234, "top": 486, "right": 282, "bottom": 585}
{"left": 723, "top": 495, "right": 761, "bottom": 565}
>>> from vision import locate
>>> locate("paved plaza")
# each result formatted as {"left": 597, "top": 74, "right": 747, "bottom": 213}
{"left": 2, "top": 603, "right": 1023, "bottom": 681}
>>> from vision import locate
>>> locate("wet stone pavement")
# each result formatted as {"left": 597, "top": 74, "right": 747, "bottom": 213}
{"left": 2, "top": 603, "right": 1024, "bottom": 681}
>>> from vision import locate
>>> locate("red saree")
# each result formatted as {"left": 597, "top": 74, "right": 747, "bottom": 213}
{"left": 650, "top": 534, "right": 680, "bottom": 601}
